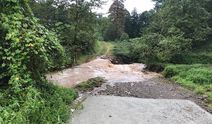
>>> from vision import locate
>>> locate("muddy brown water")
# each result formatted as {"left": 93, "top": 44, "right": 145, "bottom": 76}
{"left": 47, "top": 58, "right": 160, "bottom": 87}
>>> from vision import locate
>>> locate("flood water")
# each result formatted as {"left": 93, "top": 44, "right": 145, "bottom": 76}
{"left": 47, "top": 58, "right": 160, "bottom": 87}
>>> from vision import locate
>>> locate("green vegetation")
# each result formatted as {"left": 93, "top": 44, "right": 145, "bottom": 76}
{"left": 0, "top": 80, "right": 77, "bottom": 123}
{"left": 75, "top": 77, "right": 106, "bottom": 92}
{"left": 163, "top": 64, "right": 212, "bottom": 108}
{"left": 113, "top": 38, "right": 144, "bottom": 63}
{"left": 110, "top": 0, "right": 212, "bottom": 109}
{"left": 77, "top": 41, "right": 114, "bottom": 64}
{"left": 1, "top": 0, "right": 212, "bottom": 122}
{"left": 30, "top": 0, "right": 102, "bottom": 66}
{"left": 28, "top": 82, "right": 77, "bottom": 123}
{"left": 0, "top": 0, "right": 77, "bottom": 123}
{"left": 180, "top": 42, "right": 212, "bottom": 64}
{"left": 161, "top": 42, "right": 212, "bottom": 108}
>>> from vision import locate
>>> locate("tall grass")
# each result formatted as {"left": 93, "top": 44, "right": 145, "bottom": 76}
{"left": 163, "top": 64, "right": 212, "bottom": 108}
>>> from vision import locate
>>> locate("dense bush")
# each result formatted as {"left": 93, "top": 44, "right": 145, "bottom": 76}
{"left": 0, "top": 1, "right": 76, "bottom": 123}
{"left": 31, "top": 82, "right": 77, "bottom": 124}
{"left": 179, "top": 42, "right": 212, "bottom": 64}
{"left": 113, "top": 41, "right": 132, "bottom": 63}
{"left": 0, "top": 81, "right": 77, "bottom": 123}
{"left": 113, "top": 34, "right": 161, "bottom": 64}
{"left": 116, "top": 0, "right": 210, "bottom": 66}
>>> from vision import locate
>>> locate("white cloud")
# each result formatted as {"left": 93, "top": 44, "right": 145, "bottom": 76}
{"left": 94, "top": 0, "right": 155, "bottom": 15}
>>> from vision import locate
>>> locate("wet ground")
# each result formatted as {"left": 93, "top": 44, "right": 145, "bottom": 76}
{"left": 47, "top": 58, "right": 212, "bottom": 113}
{"left": 47, "top": 57, "right": 212, "bottom": 123}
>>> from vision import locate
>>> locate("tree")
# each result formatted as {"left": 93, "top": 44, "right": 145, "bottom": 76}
{"left": 30, "top": 0, "right": 102, "bottom": 64}
{"left": 148, "top": 0, "right": 210, "bottom": 47}
{"left": 204, "top": 0, "right": 212, "bottom": 40}
{"left": 124, "top": 9, "right": 155, "bottom": 38}
{"left": 124, "top": 8, "right": 141, "bottom": 38}
{"left": 108, "top": 0, "right": 127, "bottom": 40}
{"left": 139, "top": 10, "right": 155, "bottom": 35}
{"left": 153, "top": 0, "right": 164, "bottom": 11}
{"left": 130, "top": 0, "right": 211, "bottom": 64}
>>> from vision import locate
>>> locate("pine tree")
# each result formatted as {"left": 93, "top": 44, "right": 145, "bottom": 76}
{"left": 108, "top": 0, "right": 127, "bottom": 39}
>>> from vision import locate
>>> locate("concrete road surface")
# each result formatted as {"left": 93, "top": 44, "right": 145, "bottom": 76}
{"left": 71, "top": 96, "right": 212, "bottom": 124}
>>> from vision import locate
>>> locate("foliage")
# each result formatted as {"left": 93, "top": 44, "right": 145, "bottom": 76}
{"left": 114, "top": 0, "right": 211, "bottom": 65}
{"left": 95, "top": 16, "right": 111, "bottom": 41}
{"left": 31, "top": 82, "right": 78, "bottom": 124}
{"left": 120, "top": 32, "right": 129, "bottom": 41}
{"left": 75, "top": 77, "right": 106, "bottom": 92}
{"left": 0, "top": 0, "right": 75, "bottom": 123}
{"left": 124, "top": 9, "right": 154, "bottom": 38}
{"left": 148, "top": 0, "right": 210, "bottom": 47}
{"left": 107, "top": 0, "right": 127, "bottom": 40}
{"left": 163, "top": 64, "right": 212, "bottom": 107}
{"left": 30, "top": 0, "right": 101, "bottom": 65}
{"left": 77, "top": 41, "right": 114, "bottom": 64}
{"left": 104, "top": 6, "right": 155, "bottom": 41}
{"left": 178, "top": 42, "right": 212, "bottom": 64}
{"left": 113, "top": 38, "right": 145, "bottom": 63}
{"left": 113, "top": 41, "right": 132, "bottom": 63}
{"left": 103, "top": 23, "right": 120, "bottom": 41}
{"left": 124, "top": 9, "right": 140, "bottom": 38}
{"left": 157, "top": 35, "right": 192, "bottom": 63}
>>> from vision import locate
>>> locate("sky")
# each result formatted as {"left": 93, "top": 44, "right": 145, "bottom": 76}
{"left": 94, "top": 0, "right": 155, "bottom": 15}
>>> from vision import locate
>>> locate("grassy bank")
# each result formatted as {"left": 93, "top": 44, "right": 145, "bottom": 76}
{"left": 162, "top": 42, "right": 212, "bottom": 109}
{"left": 33, "top": 82, "right": 78, "bottom": 123}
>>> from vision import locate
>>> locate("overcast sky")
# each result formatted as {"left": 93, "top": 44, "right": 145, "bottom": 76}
{"left": 94, "top": 0, "right": 155, "bottom": 15}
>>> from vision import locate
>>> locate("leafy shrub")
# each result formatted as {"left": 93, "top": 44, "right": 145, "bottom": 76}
{"left": 145, "top": 63, "right": 165, "bottom": 72}
{"left": 30, "top": 82, "right": 78, "bottom": 124}
{"left": 120, "top": 32, "right": 129, "bottom": 41}
{"left": 179, "top": 42, "right": 212, "bottom": 64}
{"left": 113, "top": 41, "right": 132, "bottom": 63}
{"left": 157, "top": 35, "right": 192, "bottom": 63}
{"left": 0, "top": 1, "right": 75, "bottom": 123}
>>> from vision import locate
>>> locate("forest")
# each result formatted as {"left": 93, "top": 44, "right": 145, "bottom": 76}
{"left": 0, "top": 0, "right": 211, "bottom": 123}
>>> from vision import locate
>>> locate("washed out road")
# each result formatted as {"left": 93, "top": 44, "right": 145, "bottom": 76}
{"left": 47, "top": 58, "right": 212, "bottom": 124}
